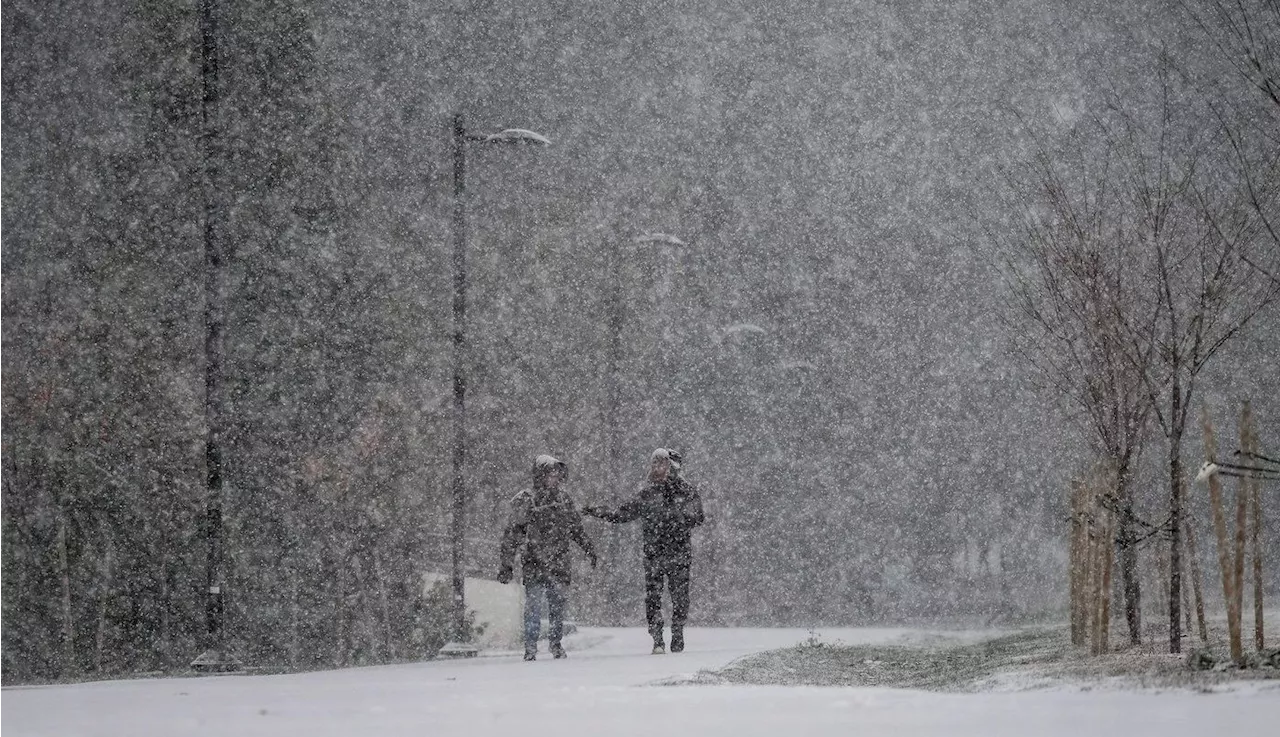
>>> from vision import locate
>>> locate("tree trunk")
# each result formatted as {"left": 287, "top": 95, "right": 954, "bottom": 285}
{"left": 1246, "top": 410, "right": 1264, "bottom": 651}
{"left": 1157, "top": 537, "right": 1171, "bottom": 634}
{"left": 1116, "top": 472, "right": 1142, "bottom": 645}
{"left": 1184, "top": 516, "right": 1210, "bottom": 644}
{"left": 334, "top": 558, "right": 348, "bottom": 667}
{"left": 354, "top": 552, "right": 382, "bottom": 664}
{"left": 288, "top": 565, "right": 300, "bottom": 668}
{"left": 374, "top": 553, "right": 395, "bottom": 660}
{"left": 94, "top": 529, "right": 114, "bottom": 673}
{"left": 1233, "top": 403, "right": 1250, "bottom": 657}
{"left": 58, "top": 508, "right": 76, "bottom": 676}
{"left": 0, "top": 475, "right": 9, "bottom": 685}
{"left": 1167, "top": 381, "right": 1184, "bottom": 654}
{"left": 1091, "top": 523, "right": 1103, "bottom": 654}
{"left": 160, "top": 563, "right": 172, "bottom": 667}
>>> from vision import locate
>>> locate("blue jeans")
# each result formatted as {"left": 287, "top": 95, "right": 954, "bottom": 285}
{"left": 523, "top": 579, "right": 567, "bottom": 648}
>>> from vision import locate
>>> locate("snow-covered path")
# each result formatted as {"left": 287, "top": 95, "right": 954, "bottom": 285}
{"left": 4, "top": 626, "right": 1277, "bottom": 737}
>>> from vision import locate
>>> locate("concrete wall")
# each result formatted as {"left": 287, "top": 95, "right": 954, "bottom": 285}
{"left": 423, "top": 573, "right": 524, "bottom": 651}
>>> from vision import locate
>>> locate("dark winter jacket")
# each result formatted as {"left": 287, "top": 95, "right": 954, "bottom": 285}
{"left": 589, "top": 477, "right": 704, "bottom": 564}
{"left": 498, "top": 469, "right": 597, "bottom": 586}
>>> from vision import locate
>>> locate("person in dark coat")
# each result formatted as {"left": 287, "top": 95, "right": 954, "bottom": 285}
{"left": 583, "top": 448, "right": 704, "bottom": 654}
{"left": 498, "top": 455, "right": 598, "bottom": 661}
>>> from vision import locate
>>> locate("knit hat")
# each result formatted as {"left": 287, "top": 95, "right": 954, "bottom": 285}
{"left": 650, "top": 448, "right": 683, "bottom": 474}
{"left": 532, "top": 454, "right": 567, "bottom": 486}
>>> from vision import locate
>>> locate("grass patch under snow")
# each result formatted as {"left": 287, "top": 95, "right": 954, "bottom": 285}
{"left": 694, "top": 626, "right": 1280, "bottom": 693}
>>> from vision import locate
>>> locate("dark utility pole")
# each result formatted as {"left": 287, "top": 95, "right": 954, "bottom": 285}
{"left": 442, "top": 116, "right": 550, "bottom": 651}
{"left": 450, "top": 112, "right": 470, "bottom": 644}
{"left": 192, "top": 0, "right": 239, "bottom": 673}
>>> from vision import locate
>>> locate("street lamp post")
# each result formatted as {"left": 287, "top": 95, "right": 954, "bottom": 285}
{"left": 191, "top": 0, "right": 240, "bottom": 674}
{"left": 443, "top": 114, "right": 548, "bottom": 653}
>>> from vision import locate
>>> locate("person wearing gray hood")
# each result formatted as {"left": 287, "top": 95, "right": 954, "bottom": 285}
{"left": 583, "top": 448, "right": 704, "bottom": 654}
{"left": 497, "top": 454, "right": 598, "bottom": 661}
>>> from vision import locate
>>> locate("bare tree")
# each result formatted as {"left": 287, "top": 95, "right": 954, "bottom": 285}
{"left": 1001, "top": 47, "right": 1280, "bottom": 652}
{"left": 1181, "top": 0, "right": 1280, "bottom": 281}
{"left": 1000, "top": 127, "right": 1160, "bottom": 647}
{"left": 1102, "top": 57, "right": 1280, "bottom": 654}
{"left": 1182, "top": 0, "right": 1280, "bottom": 114}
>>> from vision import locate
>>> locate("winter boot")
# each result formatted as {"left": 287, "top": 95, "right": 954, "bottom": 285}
{"left": 670, "top": 628, "right": 684, "bottom": 653}
{"left": 649, "top": 623, "right": 665, "bottom": 654}
{"left": 550, "top": 642, "right": 567, "bottom": 659}
{"left": 523, "top": 644, "right": 537, "bottom": 662}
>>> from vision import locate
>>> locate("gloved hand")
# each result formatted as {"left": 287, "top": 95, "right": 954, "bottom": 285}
{"left": 496, "top": 568, "right": 513, "bottom": 584}
{"left": 588, "top": 552, "right": 599, "bottom": 569}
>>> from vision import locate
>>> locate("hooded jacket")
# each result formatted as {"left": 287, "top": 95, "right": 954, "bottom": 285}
{"left": 589, "top": 450, "right": 705, "bottom": 564}
{"left": 498, "top": 455, "right": 597, "bottom": 585}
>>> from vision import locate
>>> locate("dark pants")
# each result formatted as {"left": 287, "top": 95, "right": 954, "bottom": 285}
{"left": 524, "top": 579, "right": 567, "bottom": 649}
{"left": 644, "top": 556, "right": 690, "bottom": 640}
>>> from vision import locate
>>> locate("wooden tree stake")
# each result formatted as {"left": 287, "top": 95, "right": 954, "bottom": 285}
{"left": 1246, "top": 407, "right": 1264, "bottom": 651}
{"left": 1201, "top": 405, "right": 1243, "bottom": 664}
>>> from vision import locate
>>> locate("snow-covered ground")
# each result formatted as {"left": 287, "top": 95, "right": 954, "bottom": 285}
{"left": 4, "top": 626, "right": 1277, "bottom": 737}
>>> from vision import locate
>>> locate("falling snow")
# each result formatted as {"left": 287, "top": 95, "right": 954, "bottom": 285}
{"left": 3, "top": 0, "right": 1278, "bottom": 733}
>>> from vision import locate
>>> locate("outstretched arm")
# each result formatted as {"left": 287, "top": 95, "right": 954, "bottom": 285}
{"left": 583, "top": 496, "right": 642, "bottom": 524}
{"left": 682, "top": 485, "right": 705, "bottom": 528}
{"left": 567, "top": 501, "right": 598, "bottom": 565}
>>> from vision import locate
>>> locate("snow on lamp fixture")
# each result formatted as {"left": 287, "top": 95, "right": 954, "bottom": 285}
{"left": 634, "top": 232, "right": 686, "bottom": 246}
{"left": 482, "top": 128, "right": 552, "bottom": 145}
